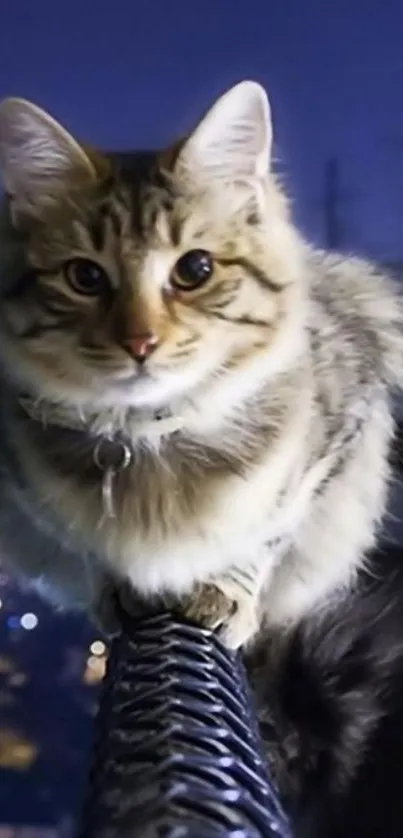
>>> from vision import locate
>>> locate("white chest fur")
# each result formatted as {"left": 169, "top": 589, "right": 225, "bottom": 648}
{"left": 93, "top": 408, "right": 312, "bottom": 597}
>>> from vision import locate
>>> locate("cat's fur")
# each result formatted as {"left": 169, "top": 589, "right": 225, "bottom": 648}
{"left": 245, "top": 542, "right": 403, "bottom": 837}
{"left": 0, "top": 82, "right": 402, "bottom": 647}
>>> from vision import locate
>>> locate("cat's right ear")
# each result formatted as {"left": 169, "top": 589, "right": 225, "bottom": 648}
{"left": 175, "top": 81, "right": 272, "bottom": 188}
{"left": 0, "top": 98, "right": 96, "bottom": 222}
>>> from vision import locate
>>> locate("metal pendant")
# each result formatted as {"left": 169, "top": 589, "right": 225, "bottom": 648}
{"left": 93, "top": 438, "right": 132, "bottom": 520}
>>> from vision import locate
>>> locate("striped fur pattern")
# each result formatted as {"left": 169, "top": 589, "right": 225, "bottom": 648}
{"left": 0, "top": 82, "right": 402, "bottom": 646}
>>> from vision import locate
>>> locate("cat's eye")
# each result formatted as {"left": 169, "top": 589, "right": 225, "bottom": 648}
{"left": 171, "top": 249, "right": 214, "bottom": 291}
{"left": 64, "top": 259, "right": 110, "bottom": 296}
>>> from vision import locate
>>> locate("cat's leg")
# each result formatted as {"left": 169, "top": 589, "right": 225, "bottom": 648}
{"left": 181, "top": 460, "right": 334, "bottom": 648}
{"left": 107, "top": 568, "right": 260, "bottom": 650}
{"left": 100, "top": 562, "right": 268, "bottom": 649}
{"left": 176, "top": 561, "right": 268, "bottom": 650}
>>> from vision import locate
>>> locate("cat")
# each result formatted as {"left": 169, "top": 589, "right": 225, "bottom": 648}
{"left": 245, "top": 541, "right": 403, "bottom": 837}
{"left": 0, "top": 80, "right": 402, "bottom": 647}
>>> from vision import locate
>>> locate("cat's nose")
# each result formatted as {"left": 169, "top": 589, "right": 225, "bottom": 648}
{"left": 123, "top": 331, "right": 159, "bottom": 363}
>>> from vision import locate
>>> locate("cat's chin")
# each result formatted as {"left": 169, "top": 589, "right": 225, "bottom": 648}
{"left": 98, "top": 369, "right": 188, "bottom": 411}
{"left": 97, "top": 354, "right": 217, "bottom": 411}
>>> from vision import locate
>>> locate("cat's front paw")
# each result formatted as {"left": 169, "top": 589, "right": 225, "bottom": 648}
{"left": 179, "top": 582, "right": 236, "bottom": 632}
{"left": 174, "top": 582, "right": 258, "bottom": 650}
{"left": 218, "top": 597, "right": 259, "bottom": 650}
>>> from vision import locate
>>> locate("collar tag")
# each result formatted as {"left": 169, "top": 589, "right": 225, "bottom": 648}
{"left": 93, "top": 439, "right": 132, "bottom": 520}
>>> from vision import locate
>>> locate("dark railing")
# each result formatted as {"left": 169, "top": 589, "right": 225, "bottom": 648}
{"left": 79, "top": 610, "right": 292, "bottom": 838}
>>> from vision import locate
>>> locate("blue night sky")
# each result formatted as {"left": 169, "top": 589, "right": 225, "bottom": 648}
{"left": 1, "top": 1, "right": 403, "bottom": 260}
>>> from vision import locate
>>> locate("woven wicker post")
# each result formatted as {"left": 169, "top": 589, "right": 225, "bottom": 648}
{"left": 80, "top": 611, "right": 292, "bottom": 838}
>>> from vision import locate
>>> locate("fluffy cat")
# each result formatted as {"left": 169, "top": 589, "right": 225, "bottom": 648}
{"left": 0, "top": 81, "right": 401, "bottom": 647}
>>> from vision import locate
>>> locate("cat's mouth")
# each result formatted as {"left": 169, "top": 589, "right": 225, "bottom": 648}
{"left": 109, "top": 366, "right": 153, "bottom": 385}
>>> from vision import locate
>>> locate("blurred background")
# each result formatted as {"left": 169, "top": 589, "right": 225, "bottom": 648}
{"left": 1, "top": 1, "right": 403, "bottom": 834}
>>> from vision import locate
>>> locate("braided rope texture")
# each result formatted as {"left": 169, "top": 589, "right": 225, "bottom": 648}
{"left": 79, "top": 612, "right": 292, "bottom": 838}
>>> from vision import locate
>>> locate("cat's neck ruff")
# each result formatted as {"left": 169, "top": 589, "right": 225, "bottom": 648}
{"left": 18, "top": 394, "right": 185, "bottom": 441}
{"left": 18, "top": 395, "right": 186, "bottom": 519}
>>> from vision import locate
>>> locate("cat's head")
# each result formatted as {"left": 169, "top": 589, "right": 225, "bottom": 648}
{"left": 0, "top": 81, "right": 304, "bottom": 414}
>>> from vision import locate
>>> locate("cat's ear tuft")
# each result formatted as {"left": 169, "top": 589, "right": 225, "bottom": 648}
{"left": 176, "top": 81, "right": 272, "bottom": 185}
{"left": 0, "top": 98, "right": 95, "bottom": 218}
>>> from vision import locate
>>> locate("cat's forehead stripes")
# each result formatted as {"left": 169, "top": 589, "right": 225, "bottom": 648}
{"left": 102, "top": 151, "right": 185, "bottom": 251}
{"left": 87, "top": 204, "right": 110, "bottom": 252}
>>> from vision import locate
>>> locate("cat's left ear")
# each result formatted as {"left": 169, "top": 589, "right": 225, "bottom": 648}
{"left": 176, "top": 81, "right": 272, "bottom": 186}
{"left": 0, "top": 98, "right": 96, "bottom": 221}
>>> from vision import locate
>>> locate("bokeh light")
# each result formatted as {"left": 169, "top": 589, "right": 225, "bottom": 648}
{"left": 89, "top": 640, "right": 106, "bottom": 657}
{"left": 20, "top": 613, "right": 39, "bottom": 631}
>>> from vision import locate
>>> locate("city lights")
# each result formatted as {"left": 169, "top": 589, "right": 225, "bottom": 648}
{"left": 0, "top": 573, "right": 107, "bottom": 829}
{"left": 89, "top": 640, "right": 106, "bottom": 657}
{"left": 83, "top": 654, "right": 107, "bottom": 685}
{"left": 20, "top": 613, "right": 38, "bottom": 631}
{"left": 6, "top": 617, "right": 20, "bottom": 631}
{"left": 0, "top": 728, "right": 38, "bottom": 770}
